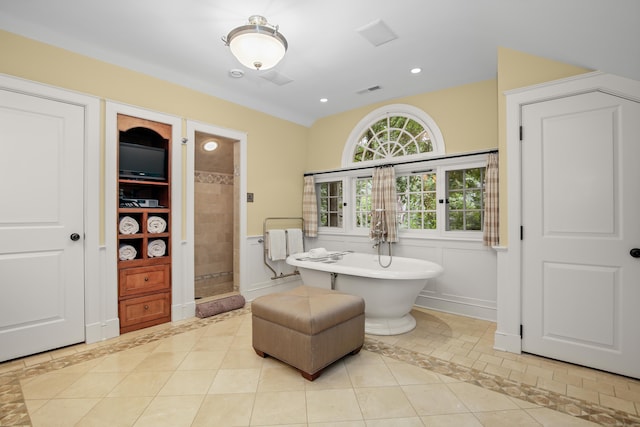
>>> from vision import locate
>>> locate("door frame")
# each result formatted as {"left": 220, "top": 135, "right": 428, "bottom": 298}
{"left": 185, "top": 120, "right": 248, "bottom": 297}
{"left": 495, "top": 71, "right": 640, "bottom": 354}
{"left": 0, "top": 73, "right": 101, "bottom": 343}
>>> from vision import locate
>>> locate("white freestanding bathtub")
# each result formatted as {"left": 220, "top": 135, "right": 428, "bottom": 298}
{"left": 286, "top": 251, "right": 443, "bottom": 335}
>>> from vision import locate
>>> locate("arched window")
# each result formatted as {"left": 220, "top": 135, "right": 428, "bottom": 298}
{"left": 342, "top": 104, "right": 444, "bottom": 167}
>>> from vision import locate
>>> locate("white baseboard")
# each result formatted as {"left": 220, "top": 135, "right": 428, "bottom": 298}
{"left": 173, "top": 301, "right": 196, "bottom": 321}
{"left": 243, "top": 277, "right": 303, "bottom": 301}
{"left": 415, "top": 295, "right": 496, "bottom": 322}
{"left": 493, "top": 330, "right": 522, "bottom": 354}
{"left": 85, "top": 318, "right": 120, "bottom": 344}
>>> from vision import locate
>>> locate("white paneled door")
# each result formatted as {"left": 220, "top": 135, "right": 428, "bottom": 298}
{"left": 0, "top": 89, "right": 85, "bottom": 362}
{"left": 521, "top": 91, "right": 640, "bottom": 378}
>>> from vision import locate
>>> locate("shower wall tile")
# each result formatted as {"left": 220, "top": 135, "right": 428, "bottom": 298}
{"left": 194, "top": 171, "right": 234, "bottom": 299}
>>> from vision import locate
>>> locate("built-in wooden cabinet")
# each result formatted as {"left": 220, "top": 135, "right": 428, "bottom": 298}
{"left": 117, "top": 114, "right": 172, "bottom": 334}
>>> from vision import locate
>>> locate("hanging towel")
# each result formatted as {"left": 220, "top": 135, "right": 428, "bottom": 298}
{"left": 147, "top": 216, "right": 167, "bottom": 233}
{"left": 119, "top": 216, "right": 139, "bottom": 235}
{"left": 118, "top": 244, "right": 137, "bottom": 261}
{"left": 147, "top": 239, "right": 167, "bottom": 257}
{"left": 267, "top": 229, "right": 287, "bottom": 261}
{"left": 286, "top": 228, "right": 304, "bottom": 255}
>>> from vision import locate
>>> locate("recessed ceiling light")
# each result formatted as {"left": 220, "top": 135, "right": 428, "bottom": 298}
{"left": 203, "top": 141, "right": 218, "bottom": 151}
{"left": 410, "top": 67, "right": 422, "bottom": 74}
{"left": 320, "top": 98, "right": 328, "bottom": 103}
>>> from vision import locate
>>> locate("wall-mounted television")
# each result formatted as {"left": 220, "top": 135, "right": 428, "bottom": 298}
{"left": 119, "top": 142, "right": 167, "bottom": 181}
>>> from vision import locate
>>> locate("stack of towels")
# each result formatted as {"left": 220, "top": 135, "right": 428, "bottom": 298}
{"left": 147, "top": 216, "right": 167, "bottom": 233}
{"left": 148, "top": 239, "right": 166, "bottom": 257}
{"left": 119, "top": 216, "right": 139, "bottom": 235}
{"left": 119, "top": 244, "right": 137, "bottom": 261}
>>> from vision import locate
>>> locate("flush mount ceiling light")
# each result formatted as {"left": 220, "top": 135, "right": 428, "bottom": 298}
{"left": 203, "top": 141, "right": 218, "bottom": 152}
{"left": 222, "top": 15, "right": 288, "bottom": 71}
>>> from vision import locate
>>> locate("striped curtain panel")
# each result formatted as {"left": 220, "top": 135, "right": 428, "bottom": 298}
{"left": 483, "top": 152, "right": 499, "bottom": 246}
{"left": 369, "top": 166, "right": 398, "bottom": 243}
{"left": 302, "top": 176, "right": 318, "bottom": 238}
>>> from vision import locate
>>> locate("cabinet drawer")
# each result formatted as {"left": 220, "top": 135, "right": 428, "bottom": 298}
{"left": 119, "top": 292, "right": 170, "bottom": 328}
{"left": 119, "top": 264, "right": 170, "bottom": 297}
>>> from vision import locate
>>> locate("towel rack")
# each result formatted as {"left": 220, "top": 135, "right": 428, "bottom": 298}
{"left": 261, "top": 217, "right": 304, "bottom": 280}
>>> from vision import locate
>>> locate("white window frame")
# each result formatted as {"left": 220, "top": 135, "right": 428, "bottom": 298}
{"left": 312, "top": 154, "right": 488, "bottom": 241}
{"left": 307, "top": 104, "right": 489, "bottom": 241}
{"left": 341, "top": 104, "right": 445, "bottom": 168}
{"left": 314, "top": 176, "right": 348, "bottom": 234}
{"left": 439, "top": 159, "right": 487, "bottom": 239}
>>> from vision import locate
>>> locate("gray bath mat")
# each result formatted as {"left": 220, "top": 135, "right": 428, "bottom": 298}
{"left": 196, "top": 293, "right": 246, "bottom": 318}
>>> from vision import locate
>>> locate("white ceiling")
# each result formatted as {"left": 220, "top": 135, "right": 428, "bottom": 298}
{"left": 1, "top": 0, "right": 638, "bottom": 126}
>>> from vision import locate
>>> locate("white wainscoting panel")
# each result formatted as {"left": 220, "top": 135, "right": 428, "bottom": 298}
{"left": 288, "top": 234, "right": 498, "bottom": 321}
{"left": 242, "top": 236, "right": 301, "bottom": 301}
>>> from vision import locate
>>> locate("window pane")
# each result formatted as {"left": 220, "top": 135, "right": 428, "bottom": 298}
{"left": 424, "top": 192, "right": 437, "bottom": 210}
{"left": 355, "top": 177, "right": 372, "bottom": 229}
{"left": 444, "top": 166, "right": 486, "bottom": 232}
{"left": 417, "top": 138, "right": 432, "bottom": 153}
{"left": 422, "top": 173, "right": 436, "bottom": 191}
{"left": 405, "top": 119, "right": 423, "bottom": 137}
{"left": 448, "top": 191, "right": 464, "bottom": 209}
{"left": 466, "top": 212, "right": 482, "bottom": 230}
{"left": 449, "top": 212, "right": 464, "bottom": 230}
{"left": 465, "top": 167, "right": 483, "bottom": 188}
{"left": 424, "top": 212, "right": 437, "bottom": 229}
{"left": 465, "top": 190, "right": 482, "bottom": 209}
{"left": 409, "top": 212, "right": 422, "bottom": 229}
{"left": 409, "top": 193, "right": 422, "bottom": 210}
{"left": 396, "top": 176, "right": 407, "bottom": 192}
{"left": 448, "top": 170, "right": 464, "bottom": 189}
{"left": 351, "top": 114, "right": 433, "bottom": 163}
{"left": 390, "top": 116, "right": 407, "bottom": 129}
{"left": 409, "top": 175, "right": 422, "bottom": 190}
{"left": 317, "top": 180, "right": 342, "bottom": 228}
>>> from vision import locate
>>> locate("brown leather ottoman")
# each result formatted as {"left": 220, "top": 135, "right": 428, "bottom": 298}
{"left": 251, "top": 285, "right": 365, "bottom": 381}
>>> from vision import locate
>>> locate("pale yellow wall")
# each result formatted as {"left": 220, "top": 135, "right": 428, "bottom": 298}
{"left": 0, "top": 30, "right": 308, "bottom": 237}
{"left": 307, "top": 79, "right": 499, "bottom": 171}
{"left": 0, "top": 29, "right": 597, "bottom": 244}
{"left": 496, "top": 47, "right": 591, "bottom": 244}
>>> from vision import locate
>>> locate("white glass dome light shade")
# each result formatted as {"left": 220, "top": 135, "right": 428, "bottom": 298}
{"left": 225, "top": 16, "right": 288, "bottom": 71}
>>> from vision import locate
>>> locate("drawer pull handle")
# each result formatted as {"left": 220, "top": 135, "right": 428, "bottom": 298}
{"left": 144, "top": 276, "right": 149, "bottom": 281}
{"left": 144, "top": 305, "right": 149, "bottom": 310}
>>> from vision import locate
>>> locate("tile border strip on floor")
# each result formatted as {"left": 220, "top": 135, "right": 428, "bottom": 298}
{"left": 1, "top": 306, "right": 639, "bottom": 427}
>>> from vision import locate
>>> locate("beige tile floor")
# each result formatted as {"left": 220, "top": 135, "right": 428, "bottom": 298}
{"left": 1, "top": 306, "right": 639, "bottom": 426}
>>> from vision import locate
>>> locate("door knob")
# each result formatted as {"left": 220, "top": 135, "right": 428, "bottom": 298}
{"left": 70, "top": 233, "right": 80, "bottom": 241}
{"left": 630, "top": 248, "right": 640, "bottom": 258}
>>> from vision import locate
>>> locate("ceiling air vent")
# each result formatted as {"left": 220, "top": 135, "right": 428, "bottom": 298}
{"left": 356, "top": 85, "right": 382, "bottom": 95}
{"left": 356, "top": 19, "right": 398, "bottom": 47}
{"left": 259, "top": 70, "right": 293, "bottom": 86}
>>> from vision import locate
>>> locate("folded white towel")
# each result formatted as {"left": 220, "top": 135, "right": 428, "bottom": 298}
{"left": 147, "top": 239, "right": 167, "bottom": 257}
{"left": 286, "top": 228, "right": 304, "bottom": 256}
{"left": 119, "top": 216, "right": 139, "bottom": 235}
{"left": 267, "top": 229, "right": 287, "bottom": 261}
{"left": 147, "top": 216, "right": 167, "bottom": 233}
{"left": 118, "top": 244, "right": 137, "bottom": 261}
{"left": 309, "top": 247, "right": 328, "bottom": 258}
